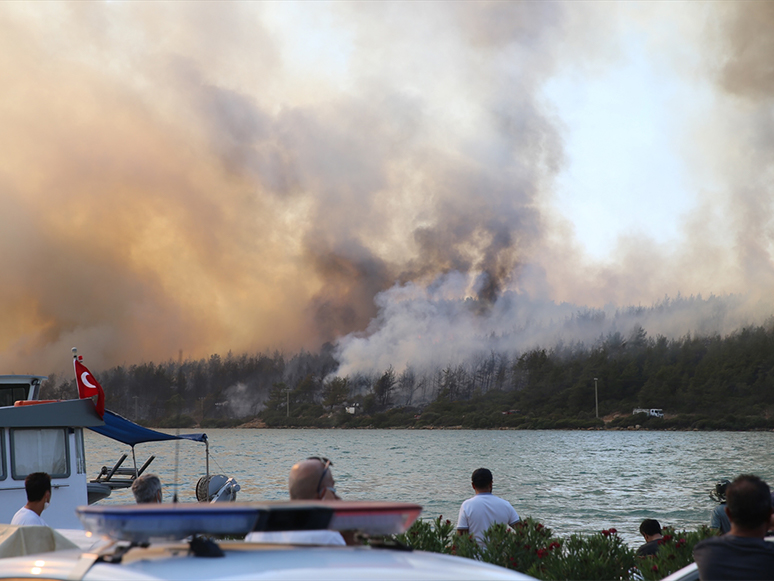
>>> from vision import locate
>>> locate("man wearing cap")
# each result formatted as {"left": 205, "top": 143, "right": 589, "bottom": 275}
{"left": 457, "top": 468, "right": 520, "bottom": 544}
{"left": 709, "top": 479, "right": 731, "bottom": 534}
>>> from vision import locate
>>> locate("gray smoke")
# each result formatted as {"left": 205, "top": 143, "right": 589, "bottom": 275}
{"left": 1, "top": 3, "right": 773, "bottom": 380}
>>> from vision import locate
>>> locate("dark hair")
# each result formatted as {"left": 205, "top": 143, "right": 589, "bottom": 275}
{"left": 639, "top": 519, "right": 661, "bottom": 537}
{"left": 471, "top": 468, "right": 493, "bottom": 489}
{"left": 726, "top": 474, "right": 772, "bottom": 529}
{"left": 25, "top": 472, "right": 51, "bottom": 503}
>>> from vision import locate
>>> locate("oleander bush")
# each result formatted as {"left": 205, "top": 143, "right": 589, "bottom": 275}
{"left": 393, "top": 518, "right": 716, "bottom": 580}
{"left": 529, "top": 528, "right": 634, "bottom": 580}
{"left": 394, "top": 514, "right": 478, "bottom": 558}
{"left": 479, "top": 520, "right": 558, "bottom": 573}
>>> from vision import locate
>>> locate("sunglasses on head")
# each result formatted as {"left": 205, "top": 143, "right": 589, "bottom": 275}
{"left": 308, "top": 457, "right": 334, "bottom": 497}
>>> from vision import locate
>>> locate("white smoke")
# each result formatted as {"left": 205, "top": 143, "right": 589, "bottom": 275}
{"left": 335, "top": 271, "right": 769, "bottom": 376}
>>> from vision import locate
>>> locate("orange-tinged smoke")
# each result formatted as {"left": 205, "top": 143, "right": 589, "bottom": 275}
{"left": 1, "top": 3, "right": 773, "bottom": 378}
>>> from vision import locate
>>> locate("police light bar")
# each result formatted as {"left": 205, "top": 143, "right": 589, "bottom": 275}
{"left": 76, "top": 501, "right": 423, "bottom": 543}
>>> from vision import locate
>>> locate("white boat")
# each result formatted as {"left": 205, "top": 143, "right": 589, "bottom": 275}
{"left": 0, "top": 374, "right": 238, "bottom": 531}
{"left": 0, "top": 501, "right": 534, "bottom": 580}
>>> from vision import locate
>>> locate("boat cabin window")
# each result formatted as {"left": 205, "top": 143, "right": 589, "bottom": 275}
{"left": 10, "top": 428, "right": 70, "bottom": 480}
{"left": 0, "top": 384, "right": 30, "bottom": 407}
{"left": 74, "top": 428, "right": 86, "bottom": 474}
{"left": 0, "top": 431, "right": 5, "bottom": 481}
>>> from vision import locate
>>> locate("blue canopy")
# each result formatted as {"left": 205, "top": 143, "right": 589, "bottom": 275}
{"left": 89, "top": 409, "right": 207, "bottom": 447}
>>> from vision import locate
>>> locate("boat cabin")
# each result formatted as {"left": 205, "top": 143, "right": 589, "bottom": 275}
{"left": 0, "top": 375, "right": 44, "bottom": 406}
{"left": 0, "top": 392, "right": 102, "bottom": 529}
{"left": 0, "top": 375, "right": 228, "bottom": 530}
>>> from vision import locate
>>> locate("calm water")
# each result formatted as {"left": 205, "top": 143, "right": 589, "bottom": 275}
{"left": 85, "top": 429, "right": 774, "bottom": 546}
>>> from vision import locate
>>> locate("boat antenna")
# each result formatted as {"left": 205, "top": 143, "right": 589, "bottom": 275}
{"left": 172, "top": 350, "right": 183, "bottom": 503}
{"left": 173, "top": 435, "right": 180, "bottom": 503}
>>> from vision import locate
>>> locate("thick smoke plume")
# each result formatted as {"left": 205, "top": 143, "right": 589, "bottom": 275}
{"left": 0, "top": 3, "right": 772, "bottom": 377}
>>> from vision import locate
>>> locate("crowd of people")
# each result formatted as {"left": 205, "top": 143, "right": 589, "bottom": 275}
{"left": 630, "top": 475, "right": 774, "bottom": 580}
{"left": 10, "top": 465, "right": 774, "bottom": 580}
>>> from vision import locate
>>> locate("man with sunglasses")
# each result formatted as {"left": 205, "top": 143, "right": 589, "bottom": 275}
{"left": 245, "top": 457, "right": 345, "bottom": 545}
{"left": 289, "top": 457, "right": 341, "bottom": 501}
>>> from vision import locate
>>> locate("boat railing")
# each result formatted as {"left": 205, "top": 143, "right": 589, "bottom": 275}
{"left": 92, "top": 453, "right": 155, "bottom": 490}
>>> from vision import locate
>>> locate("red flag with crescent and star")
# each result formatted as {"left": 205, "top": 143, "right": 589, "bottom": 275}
{"left": 74, "top": 358, "right": 105, "bottom": 418}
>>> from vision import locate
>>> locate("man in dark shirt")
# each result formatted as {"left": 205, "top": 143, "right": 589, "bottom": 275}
{"left": 693, "top": 474, "right": 774, "bottom": 580}
{"left": 636, "top": 519, "right": 663, "bottom": 557}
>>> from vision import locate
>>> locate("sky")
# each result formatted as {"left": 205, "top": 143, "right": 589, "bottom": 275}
{"left": 1, "top": 2, "right": 773, "bottom": 376}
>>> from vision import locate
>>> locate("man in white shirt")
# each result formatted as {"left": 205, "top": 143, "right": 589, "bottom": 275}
{"left": 11, "top": 472, "right": 51, "bottom": 526}
{"left": 457, "top": 468, "right": 519, "bottom": 544}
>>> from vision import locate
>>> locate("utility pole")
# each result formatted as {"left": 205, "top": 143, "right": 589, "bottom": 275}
{"left": 286, "top": 389, "right": 290, "bottom": 417}
{"left": 594, "top": 378, "right": 599, "bottom": 419}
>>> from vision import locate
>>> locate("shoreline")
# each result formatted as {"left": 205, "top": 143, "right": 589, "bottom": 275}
{"left": 151, "top": 422, "right": 774, "bottom": 432}
{"left": 148, "top": 410, "right": 774, "bottom": 432}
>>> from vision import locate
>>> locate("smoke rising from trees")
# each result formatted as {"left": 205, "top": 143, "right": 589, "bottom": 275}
{"left": 1, "top": 3, "right": 773, "bottom": 377}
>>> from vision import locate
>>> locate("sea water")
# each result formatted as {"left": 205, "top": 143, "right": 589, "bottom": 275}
{"left": 85, "top": 428, "right": 774, "bottom": 547}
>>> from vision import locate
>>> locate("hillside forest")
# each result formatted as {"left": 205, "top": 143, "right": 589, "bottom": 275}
{"left": 39, "top": 321, "right": 774, "bottom": 430}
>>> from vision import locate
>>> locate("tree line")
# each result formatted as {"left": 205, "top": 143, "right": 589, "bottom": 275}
{"left": 39, "top": 320, "right": 774, "bottom": 429}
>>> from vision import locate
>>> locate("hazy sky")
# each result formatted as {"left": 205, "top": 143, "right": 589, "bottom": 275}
{"left": 1, "top": 2, "right": 772, "bottom": 375}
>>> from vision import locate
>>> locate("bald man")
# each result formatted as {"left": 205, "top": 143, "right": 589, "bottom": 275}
{"left": 245, "top": 457, "right": 345, "bottom": 545}
{"left": 289, "top": 457, "right": 341, "bottom": 501}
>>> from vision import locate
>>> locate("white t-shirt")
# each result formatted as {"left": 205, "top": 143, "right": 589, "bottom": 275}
{"left": 456, "top": 493, "right": 519, "bottom": 543}
{"left": 11, "top": 507, "right": 48, "bottom": 526}
{"left": 245, "top": 530, "right": 346, "bottom": 545}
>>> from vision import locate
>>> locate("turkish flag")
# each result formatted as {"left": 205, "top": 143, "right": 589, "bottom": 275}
{"left": 74, "top": 359, "right": 105, "bottom": 418}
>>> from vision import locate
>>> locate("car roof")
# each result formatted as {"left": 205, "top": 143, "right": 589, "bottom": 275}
{"left": 0, "top": 544, "right": 535, "bottom": 581}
